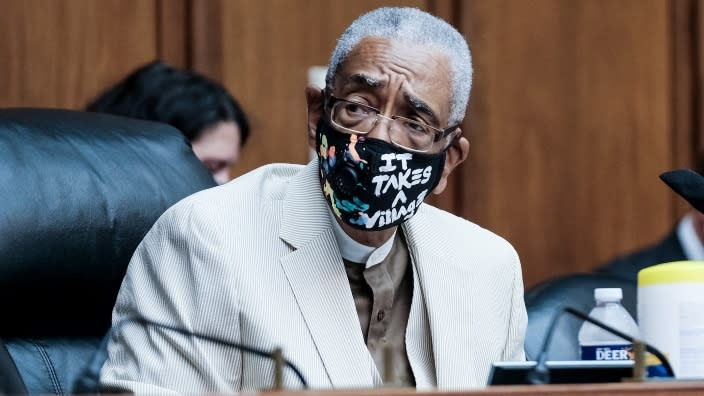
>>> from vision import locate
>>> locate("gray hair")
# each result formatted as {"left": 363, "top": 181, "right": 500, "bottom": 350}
{"left": 326, "top": 7, "right": 472, "bottom": 126}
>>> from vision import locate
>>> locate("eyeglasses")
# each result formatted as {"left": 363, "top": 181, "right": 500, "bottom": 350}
{"left": 324, "top": 92, "right": 458, "bottom": 153}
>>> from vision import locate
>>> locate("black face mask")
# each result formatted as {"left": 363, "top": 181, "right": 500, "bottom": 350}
{"left": 316, "top": 116, "right": 446, "bottom": 231}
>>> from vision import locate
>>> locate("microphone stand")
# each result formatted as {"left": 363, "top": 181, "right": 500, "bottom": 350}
{"left": 528, "top": 306, "right": 674, "bottom": 385}
{"left": 93, "top": 315, "right": 309, "bottom": 391}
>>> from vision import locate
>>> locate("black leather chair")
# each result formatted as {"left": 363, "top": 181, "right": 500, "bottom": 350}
{"left": 0, "top": 108, "right": 217, "bottom": 394}
{"left": 523, "top": 273, "right": 637, "bottom": 361}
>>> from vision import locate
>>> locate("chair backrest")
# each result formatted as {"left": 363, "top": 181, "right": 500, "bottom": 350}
{"left": 0, "top": 108, "right": 217, "bottom": 394}
{"left": 0, "top": 339, "right": 27, "bottom": 394}
{"left": 523, "top": 273, "right": 637, "bottom": 361}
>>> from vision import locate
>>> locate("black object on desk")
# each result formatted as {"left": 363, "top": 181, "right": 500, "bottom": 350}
{"left": 488, "top": 360, "right": 633, "bottom": 385}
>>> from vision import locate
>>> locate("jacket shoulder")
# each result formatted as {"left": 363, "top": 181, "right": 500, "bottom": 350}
{"left": 180, "top": 163, "right": 304, "bottom": 206}
{"left": 417, "top": 205, "right": 520, "bottom": 269}
{"left": 147, "top": 163, "right": 304, "bottom": 232}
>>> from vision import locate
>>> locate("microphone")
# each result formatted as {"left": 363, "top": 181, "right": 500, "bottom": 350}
{"left": 72, "top": 315, "right": 308, "bottom": 393}
{"left": 527, "top": 306, "right": 675, "bottom": 385}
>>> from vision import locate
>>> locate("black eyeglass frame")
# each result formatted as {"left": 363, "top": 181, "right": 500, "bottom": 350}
{"left": 322, "top": 89, "right": 459, "bottom": 146}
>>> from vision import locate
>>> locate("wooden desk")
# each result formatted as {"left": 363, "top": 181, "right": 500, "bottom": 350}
{"left": 259, "top": 381, "right": 704, "bottom": 396}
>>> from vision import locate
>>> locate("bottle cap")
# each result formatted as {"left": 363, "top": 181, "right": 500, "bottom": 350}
{"left": 594, "top": 287, "right": 622, "bottom": 302}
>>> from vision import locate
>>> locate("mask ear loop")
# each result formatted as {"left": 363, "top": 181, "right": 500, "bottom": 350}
{"left": 429, "top": 148, "right": 448, "bottom": 192}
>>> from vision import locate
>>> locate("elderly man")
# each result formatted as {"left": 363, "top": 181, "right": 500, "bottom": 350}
{"left": 99, "top": 7, "right": 526, "bottom": 393}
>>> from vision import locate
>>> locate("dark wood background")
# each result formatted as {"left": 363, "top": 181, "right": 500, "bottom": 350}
{"left": 1, "top": 0, "right": 701, "bottom": 287}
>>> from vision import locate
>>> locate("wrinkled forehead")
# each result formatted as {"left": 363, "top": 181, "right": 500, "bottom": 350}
{"left": 332, "top": 37, "right": 453, "bottom": 121}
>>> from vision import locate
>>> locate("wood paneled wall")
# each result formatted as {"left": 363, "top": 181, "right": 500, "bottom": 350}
{"left": 190, "top": 0, "right": 428, "bottom": 177}
{"left": 457, "top": 0, "right": 677, "bottom": 286}
{"left": 0, "top": 0, "right": 699, "bottom": 288}
{"left": 0, "top": 0, "right": 159, "bottom": 109}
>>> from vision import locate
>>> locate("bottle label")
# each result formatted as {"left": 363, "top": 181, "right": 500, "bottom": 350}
{"left": 580, "top": 344, "right": 632, "bottom": 361}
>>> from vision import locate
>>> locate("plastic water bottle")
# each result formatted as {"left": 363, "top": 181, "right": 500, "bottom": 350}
{"left": 578, "top": 288, "right": 639, "bottom": 361}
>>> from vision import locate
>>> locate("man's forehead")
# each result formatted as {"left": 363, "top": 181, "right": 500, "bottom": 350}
{"left": 347, "top": 73, "right": 386, "bottom": 88}
{"left": 337, "top": 38, "right": 448, "bottom": 84}
{"left": 333, "top": 37, "right": 452, "bottom": 120}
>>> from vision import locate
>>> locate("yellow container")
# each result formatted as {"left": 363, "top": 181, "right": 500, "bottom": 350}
{"left": 638, "top": 261, "right": 704, "bottom": 378}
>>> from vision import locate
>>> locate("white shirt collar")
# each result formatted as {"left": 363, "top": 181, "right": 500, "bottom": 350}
{"left": 677, "top": 213, "right": 704, "bottom": 260}
{"left": 328, "top": 209, "right": 396, "bottom": 268}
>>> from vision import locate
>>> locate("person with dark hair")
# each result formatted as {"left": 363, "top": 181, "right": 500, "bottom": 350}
{"left": 597, "top": 154, "right": 704, "bottom": 282}
{"left": 87, "top": 61, "right": 250, "bottom": 184}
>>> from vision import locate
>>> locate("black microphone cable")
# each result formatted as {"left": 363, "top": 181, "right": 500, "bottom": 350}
{"left": 74, "top": 315, "right": 308, "bottom": 392}
{"left": 528, "top": 306, "right": 675, "bottom": 385}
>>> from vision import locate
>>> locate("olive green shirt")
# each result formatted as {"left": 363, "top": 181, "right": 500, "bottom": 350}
{"left": 342, "top": 231, "right": 415, "bottom": 386}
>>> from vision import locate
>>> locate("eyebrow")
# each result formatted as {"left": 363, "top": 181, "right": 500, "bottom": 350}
{"left": 348, "top": 73, "right": 387, "bottom": 88}
{"left": 406, "top": 94, "right": 439, "bottom": 127}
{"left": 346, "top": 73, "right": 440, "bottom": 126}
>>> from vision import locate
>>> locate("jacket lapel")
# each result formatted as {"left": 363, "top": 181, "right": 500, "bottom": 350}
{"left": 405, "top": 254, "right": 437, "bottom": 389}
{"left": 402, "top": 208, "right": 476, "bottom": 389}
{"left": 279, "top": 161, "right": 378, "bottom": 388}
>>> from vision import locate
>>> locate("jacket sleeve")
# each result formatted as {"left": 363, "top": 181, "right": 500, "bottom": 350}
{"left": 502, "top": 249, "right": 528, "bottom": 361}
{"left": 98, "top": 200, "right": 242, "bottom": 394}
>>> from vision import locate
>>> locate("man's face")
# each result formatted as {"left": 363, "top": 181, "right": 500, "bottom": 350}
{"left": 306, "top": 36, "right": 470, "bottom": 198}
{"left": 331, "top": 36, "right": 454, "bottom": 152}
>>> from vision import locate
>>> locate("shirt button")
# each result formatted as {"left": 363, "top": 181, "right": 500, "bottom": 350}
{"left": 377, "top": 310, "right": 385, "bottom": 321}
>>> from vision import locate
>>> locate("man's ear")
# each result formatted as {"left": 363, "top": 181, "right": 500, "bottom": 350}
{"left": 305, "top": 86, "right": 324, "bottom": 150}
{"left": 433, "top": 130, "right": 470, "bottom": 195}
